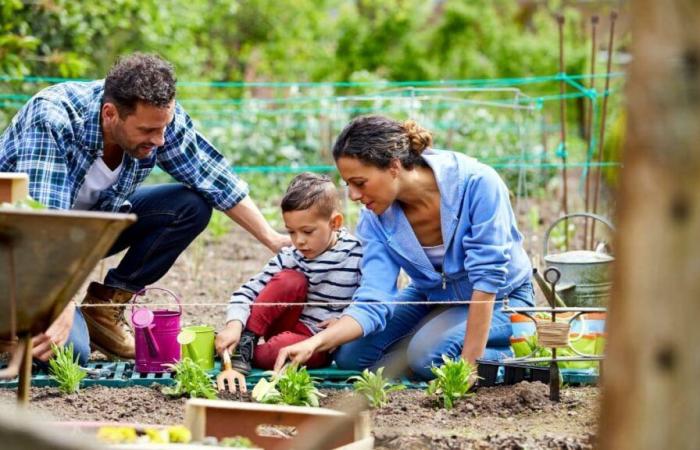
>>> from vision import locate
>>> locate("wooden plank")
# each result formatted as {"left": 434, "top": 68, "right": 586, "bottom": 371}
{"left": 1, "top": 411, "right": 96, "bottom": 450}
{"left": 0, "top": 173, "right": 28, "bottom": 203}
{"left": 597, "top": 3, "right": 700, "bottom": 450}
{"left": 184, "top": 399, "right": 370, "bottom": 450}
{"left": 0, "top": 209, "right": 135, "bottom": 339}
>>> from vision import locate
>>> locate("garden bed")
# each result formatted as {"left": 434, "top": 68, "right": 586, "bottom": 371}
{"left": 0, "top": 211, "right": 600, "bottom": 449}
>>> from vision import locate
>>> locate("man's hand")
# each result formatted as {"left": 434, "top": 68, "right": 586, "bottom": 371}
{"left": 215, "top": 321, "right": 243, "bottom": 355}
{"left": 224, "top": 196, "right": 291, "bottom": 254}
{"left": 266, "top": 231, "right": 292, "bottom": 254}
{"left": 32, "top": 301, "right": 76, "bottom": 361}
{"left": 273, "top": 337, "right": 319, "bottom": 372}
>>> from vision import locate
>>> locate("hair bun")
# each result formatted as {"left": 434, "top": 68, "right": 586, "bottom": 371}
{"left": 402, "top": 120, "right": 433, "bottom": 154}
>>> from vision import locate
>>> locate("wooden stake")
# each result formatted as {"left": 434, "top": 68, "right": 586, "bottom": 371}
{"left": 598, "top": 3, "right": 700, "bottom": 449}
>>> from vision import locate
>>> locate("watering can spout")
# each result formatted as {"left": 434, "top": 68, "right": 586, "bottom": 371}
{"left": 594, "top": 241, "right": 611, "bottom": 255}
{"left": 532, "top": 268, "right": 568, "bottom": 307}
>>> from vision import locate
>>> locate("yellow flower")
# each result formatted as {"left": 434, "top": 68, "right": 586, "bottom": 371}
{"left": 168, "top": 425, "right": 192, "bottom": 443}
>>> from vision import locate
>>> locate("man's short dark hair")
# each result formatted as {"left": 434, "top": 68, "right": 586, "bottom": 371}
{"left": 103, "top": 53, "right": 176, "bottom": 117}
{"left": 281, "top": 172, "right": 340, "bottom": 218}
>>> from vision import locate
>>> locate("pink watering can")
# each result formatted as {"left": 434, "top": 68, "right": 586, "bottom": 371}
{"left": 131, "top": 287, "right": 182, "bottom": 373}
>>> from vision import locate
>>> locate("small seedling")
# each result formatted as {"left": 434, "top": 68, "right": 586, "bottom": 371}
{"left": 48, "top": 343, "right": 86, "bottom": 394}
{"left": 163, "top": 357, "right": 217, "bottom": 399}
{"left": 527, "top": 335, "right": 553, "bottom": 366}
{"left": 251, "top": 365, "right": 324, "bottom": 407}
{"left": 348, "top": 367, "right": 405, "bottom": 409}
{"left": 220, "top": 436, "right": 255, "bottom": 448}
{"left": 426, "top": 355, "right": 477, "bottom": 409}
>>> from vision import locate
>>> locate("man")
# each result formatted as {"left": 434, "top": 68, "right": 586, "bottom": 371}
{"left": 0, "top": 53, "right": 289, "bottom": 363}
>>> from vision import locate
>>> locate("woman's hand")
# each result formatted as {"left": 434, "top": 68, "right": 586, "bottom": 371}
{"left": 461, "top": 290, "right": 496, "bottom": 366}
{"left": 274, "top": 337, "right": 320, "bottom": 372}
{"left": 215, "top": 321, "right": 243, "bottom": 355}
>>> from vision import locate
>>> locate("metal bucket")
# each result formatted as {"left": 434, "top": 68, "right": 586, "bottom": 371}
{"left": 543, "top": 213, "right": 615, "bottom": 307}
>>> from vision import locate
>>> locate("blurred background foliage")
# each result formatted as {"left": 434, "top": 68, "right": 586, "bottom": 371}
{"left": 1, "top": 0, "right": 628, "bottom": 228}
{"left": 1, "top": 0, "right": 601, "bottom": 82}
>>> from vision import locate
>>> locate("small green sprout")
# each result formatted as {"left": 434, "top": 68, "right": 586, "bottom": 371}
{"left": 163, "top": 357, "right": 217, "bottom": 399}
{"left": 426, "top": 355, "right": 477, "bottom": 409}
{"left": 348, "top": 367, "right": 405, "bottom": 409}
{"left": 220, "top": 436, "right": 255, "bottom": 448}
{"left": 252, "top": 365, "right": 324, "bottom": 407}
{"left": 526, "top": 335, "right": 553, "bottom": 366}
{"left": 48, "top": 343, "right": 86, "bottom": 394}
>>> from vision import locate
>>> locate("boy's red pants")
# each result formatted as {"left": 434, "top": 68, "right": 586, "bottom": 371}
{"left": 246, "top": 269, "right": 330, "bottom": 370}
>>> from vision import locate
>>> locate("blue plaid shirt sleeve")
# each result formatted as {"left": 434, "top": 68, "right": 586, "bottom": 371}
{"left": 157, "top": 104, "right": 249, "bottom": 211}
{"left": 8, "top": 99, "right": 73, "bottom": 209}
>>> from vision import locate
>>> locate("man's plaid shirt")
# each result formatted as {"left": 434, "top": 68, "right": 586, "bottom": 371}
{"left": 0, "top": 81, "right": 248, "bottom": 212}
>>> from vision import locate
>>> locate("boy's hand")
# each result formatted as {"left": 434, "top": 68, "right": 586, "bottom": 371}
{"left": 317, "top": 318, "right": 339, "bottom": 329}
{"left": 216, "top": 321, "right": 243, "bottom": 355}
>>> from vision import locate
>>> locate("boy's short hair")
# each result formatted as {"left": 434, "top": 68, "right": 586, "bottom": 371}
{"left": 281, "top": 172, "right": 340, "bottom": 218}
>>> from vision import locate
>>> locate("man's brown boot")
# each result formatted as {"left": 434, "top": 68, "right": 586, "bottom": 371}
{"left": 81, "top": 282, "right": 136, "bottom": 359}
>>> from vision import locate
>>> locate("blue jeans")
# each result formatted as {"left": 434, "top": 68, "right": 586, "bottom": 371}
{"left": 103, "top": 184, "right": 213, "bottom": 292}
{"left": 67, "top": 308, "right": 91, "bottom": 365}
{"left": 65, "top": 184, "right": 212, "bottom": 361}
{"left": 334, "top": 280, "right": 534, "bottom": 380}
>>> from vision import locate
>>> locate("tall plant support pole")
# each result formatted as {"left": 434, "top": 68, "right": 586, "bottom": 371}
{"left": 598, "top": 2, "right": 700, "bottom": 449}
{"left": 557, "top": 15, "right": 569, "bottom": 247}
{"left": 583, "top": 16, "right": 599, "bottom": 249}
{"left": 590, "top": 12, "right": 618, "bottom": 246}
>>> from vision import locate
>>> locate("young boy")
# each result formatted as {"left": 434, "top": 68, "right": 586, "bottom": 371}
{"left": 215, "top": 172, "right": 362, "bottom": 376}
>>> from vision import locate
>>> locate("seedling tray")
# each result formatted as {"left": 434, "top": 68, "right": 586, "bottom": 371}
{"left": 0, "top": 361, "right": 428, "bottom": 390}
{"left": 476, "top": 360, "right": 598, "bottom": 387}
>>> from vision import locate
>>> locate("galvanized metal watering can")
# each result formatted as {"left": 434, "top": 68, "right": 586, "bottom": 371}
{"left": 131, "top": 287, "right": 182, "bottom": 373}
{"left": 543, "top": 213, "right": 615, "bottom": 307}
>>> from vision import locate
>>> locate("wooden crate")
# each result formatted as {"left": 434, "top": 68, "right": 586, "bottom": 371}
{"left": 185, "top": 399, "right": 373, "bottom": 450}
{"left": 0, "top": 173, "right": 29, "bottom": 203}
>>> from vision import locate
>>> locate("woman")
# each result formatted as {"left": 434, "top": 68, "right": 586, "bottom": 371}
{"left": 274, "top": 115, "right": 533, "bottom": 379}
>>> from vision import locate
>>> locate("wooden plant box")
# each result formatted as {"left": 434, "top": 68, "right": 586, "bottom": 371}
{"left": 0, "top": 172, "right": 29, "bottom": 203}
{"left": 185, "top": 399, "right": 373, "bottom": 450}
{"left": 50, "top": 420, "right": 260, "bottom": 449}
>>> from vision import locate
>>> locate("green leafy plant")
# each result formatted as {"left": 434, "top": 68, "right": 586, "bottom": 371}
{"left": 206, "top": 210, "right": 232, "bottom": 241}
{"left": 348, "top": 367, "right": 405, "bottom": 409}
{"left": 426, "top": 355, "right": 477, "bottom": 409}
{"left": 163, "top": 357, "right": 217, "bottom": 399}
{"left": 219, "top": 436, "right": 255, "bottom": 448}
{"left": 524, "top": 335, "right": 554, "bottom": 367}
{"left": 48, "top": 343, "right": 86, "bottom": 394}
{"left": 548, "top": 221, "right": 577, "bottom": 252}
{"left": 251, "top": 365, "right": 324, "bottom": 407}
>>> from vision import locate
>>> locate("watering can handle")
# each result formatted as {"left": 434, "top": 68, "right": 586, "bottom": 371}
{"left": 130, "top": 287, "right": 183, "bottom": 316}
{"left": 143, "top": 325, "right": 161, "bottom": 357}
{"left": 543, "top": 212, "right": 615, "bottom": 257}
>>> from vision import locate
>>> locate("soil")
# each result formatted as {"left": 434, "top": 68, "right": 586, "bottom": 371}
{"left": 0, "top": 381, "right": 598, "bottom": 449}
{"left": 0, "top": 202, "right": 602, "bottom": 449}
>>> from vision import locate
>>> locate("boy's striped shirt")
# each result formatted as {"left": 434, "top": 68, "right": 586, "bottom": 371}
{"left": 226, "top": 228, "right": 362, "bottom": 334}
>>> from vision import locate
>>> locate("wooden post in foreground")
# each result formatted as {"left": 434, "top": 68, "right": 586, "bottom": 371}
{"left": 598, "top": 2, "right": 700, "bottom": 449}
